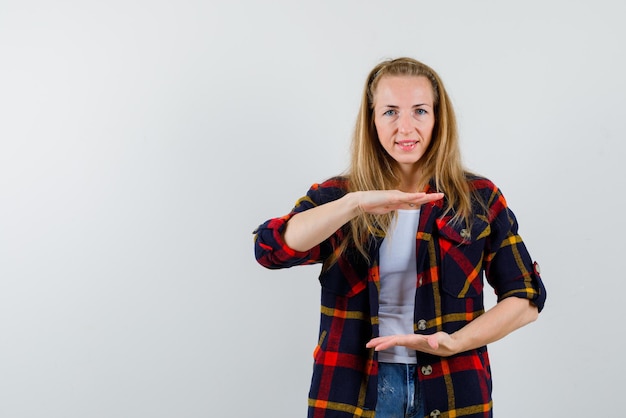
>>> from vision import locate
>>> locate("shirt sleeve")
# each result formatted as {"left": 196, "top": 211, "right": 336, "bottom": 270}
{"left": 253, "top": 178, "right": 347, "bottom": 270}
{"left": 482, "top": 184, "right": 547, "bottom": 312}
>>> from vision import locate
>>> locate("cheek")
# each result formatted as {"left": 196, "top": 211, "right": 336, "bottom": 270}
{"left": 375, "top": 121, "right": 392, "bottom": 139}
{"left": 421, "top": 121, "right": 435, "bottom": 138}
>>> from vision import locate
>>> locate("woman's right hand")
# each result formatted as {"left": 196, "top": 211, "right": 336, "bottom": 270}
{"left": 283, "top": 190, "right": 444, "bottom": 252}
{"left": 355, "top": 190, "right": 444, "bottom": 214}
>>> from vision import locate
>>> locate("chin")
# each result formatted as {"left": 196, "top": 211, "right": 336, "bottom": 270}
{"left": 395, "top": 155, "right": 423, "bottom": 164}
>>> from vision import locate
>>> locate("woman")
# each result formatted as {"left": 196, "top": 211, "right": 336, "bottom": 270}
{"left": 254, "top": 57, "right": 546, "bottom": 418}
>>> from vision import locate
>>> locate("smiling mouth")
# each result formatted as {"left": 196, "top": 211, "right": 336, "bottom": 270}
{"left": 396, "top": 140, "right": 418, "bottom": 150}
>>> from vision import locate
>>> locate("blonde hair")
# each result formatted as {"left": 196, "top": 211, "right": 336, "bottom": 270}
{"left": 339, "top": 57, "right": 476, "bottom": 262}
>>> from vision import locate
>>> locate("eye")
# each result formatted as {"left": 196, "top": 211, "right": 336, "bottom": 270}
{"left": 415, "top": 108, "right": 428, "bottom": 116}
{"left": 383, "top": 109, "right": 397, "bottom": 117}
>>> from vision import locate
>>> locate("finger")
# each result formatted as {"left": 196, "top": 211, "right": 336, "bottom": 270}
{"left": 365, "top": 337, "right": 387, "bottom": 348}
{"left": 420, "top": 192, "right": 444, "bottom": 202}
{"left": 373, "top": 340, "right": 396, "bottom": 351}
{"left": 406, "top": 192, "right": 444, "bottom": 204}
{"left": 366, "top": 336, "right": 396, "bottom": 351}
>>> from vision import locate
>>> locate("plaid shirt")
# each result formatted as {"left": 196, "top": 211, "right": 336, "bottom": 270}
{"left": 254, "top": 176, "right": 546, "bottom": 418}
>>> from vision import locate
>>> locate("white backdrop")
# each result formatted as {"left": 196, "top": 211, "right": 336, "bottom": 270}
{"left": 1, "top": 1, "right": 624, "bottom": 417}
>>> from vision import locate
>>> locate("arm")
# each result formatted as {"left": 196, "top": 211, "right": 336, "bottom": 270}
{"left": 446, "top": 296, "right": 538, "bottom": 352}
{"left": 284, "top": 190, "right": 444, "bottom": 252}
{"left": 282, "top": 192, "right": 360, "bottom": 252}
{"left": 367, "top": 182, "right": 545, "bottom": 355}
{"left": 255, "top": 183, "right": 444, "bottom": 269}
{"left": 366, "top": 296, "right": 538, "bottom": 356}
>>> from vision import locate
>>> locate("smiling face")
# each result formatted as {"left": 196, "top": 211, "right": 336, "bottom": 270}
{"left": 373, "top": 75, "right": 435, "bottom": 176}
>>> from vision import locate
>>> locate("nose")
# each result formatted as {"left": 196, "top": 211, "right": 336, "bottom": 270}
{"left": 398, "top": 112, "right": 413, "bottom": 134}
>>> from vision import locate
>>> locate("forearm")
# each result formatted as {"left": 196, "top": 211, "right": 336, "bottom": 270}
{"left": 451, "top": 297, "right": 538, "bottom": 353}
{"left": 283, "top": 192, "right": 361, "bottom": 252}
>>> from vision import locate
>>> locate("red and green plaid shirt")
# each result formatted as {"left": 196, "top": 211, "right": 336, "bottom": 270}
{"left": 254, "top": 176, "right": 546, "bottom": 418}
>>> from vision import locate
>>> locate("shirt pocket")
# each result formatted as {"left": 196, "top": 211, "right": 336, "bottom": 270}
{"left": 435, "top": 216, "right": 491, "bottom": 298}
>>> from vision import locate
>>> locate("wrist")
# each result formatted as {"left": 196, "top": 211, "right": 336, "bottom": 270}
{"left": 343, "top": 192, "right": 363, "bottom": 218}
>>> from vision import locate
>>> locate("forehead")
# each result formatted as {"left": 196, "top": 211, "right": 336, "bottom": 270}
{"left": 373, "top": 75, "right": 434, "bottom": 105}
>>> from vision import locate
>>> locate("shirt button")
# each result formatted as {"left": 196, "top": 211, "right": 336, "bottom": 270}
{"left": 460, "top": 228, "right": 471, "bottom": 240}
{"left": 417, "top": 320, "right": 427, "bottom": 331}
{"left": 430, "top": 410, "right": 441, "bottom": 417}
{"left": 534, "top": 261, "right": 541, "bottom": 275}
{"left": 421, "top": 365, "right": 433, "bottom": 376}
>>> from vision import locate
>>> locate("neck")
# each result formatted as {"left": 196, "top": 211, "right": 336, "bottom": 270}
{"left": 397, "top": 168, "right": 425, "bottom": 192}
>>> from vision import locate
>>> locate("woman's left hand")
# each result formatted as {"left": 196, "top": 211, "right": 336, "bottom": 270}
{"left": 367, "top": 298, "right": 539, "bottom": 357}
{"left": 366, "top": 332, "right": 460, "bottom": 357}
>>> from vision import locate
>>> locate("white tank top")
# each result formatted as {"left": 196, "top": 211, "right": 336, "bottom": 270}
{"left": 378, "top": 209, "right": 420, "bottom": 364}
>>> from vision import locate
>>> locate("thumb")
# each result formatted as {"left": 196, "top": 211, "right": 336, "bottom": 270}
{"left": 427, "top": 335, "right": 439, "bottom": 349}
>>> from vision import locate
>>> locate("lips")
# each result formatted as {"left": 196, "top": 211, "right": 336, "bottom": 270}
{"left": 396, "top": 140, "right": 418, "bottom": 151}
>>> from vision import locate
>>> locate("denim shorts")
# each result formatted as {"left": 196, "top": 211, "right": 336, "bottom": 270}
{"left": 375, "top": 362, "right": 424, "bottom": 418}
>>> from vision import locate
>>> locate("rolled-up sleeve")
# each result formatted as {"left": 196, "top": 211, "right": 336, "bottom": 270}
{"left": 253, "top": 213, "right": 324, "bottom": 269}
{"left": 483, "top": 187, "right": 547, "bottom": 312}
{"left": 253, "top": 178, "right": 347, "bottom": 270}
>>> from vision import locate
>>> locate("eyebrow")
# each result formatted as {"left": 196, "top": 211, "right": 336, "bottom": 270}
{"left": 379, "top": 104, "right": 433, "bottom": 108}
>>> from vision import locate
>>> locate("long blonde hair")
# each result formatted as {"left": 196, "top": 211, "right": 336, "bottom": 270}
{"left": 340, "top": 57, "right": 475, "bottom": 262}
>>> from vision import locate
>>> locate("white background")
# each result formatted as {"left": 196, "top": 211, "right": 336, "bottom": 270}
{"left": 1, "top": 1, "right": 624, "bottom": 417}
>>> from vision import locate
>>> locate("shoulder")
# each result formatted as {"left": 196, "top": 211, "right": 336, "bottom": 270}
{"left": 465, "top": 173, "right": 497, "bottom": 192}
{"left": 464, "top": 173, "right": 514, "bottom": 219}
{"left": 465, "top": 173, "right": 504, "bottom": 200}
{"left": 314, "top": 175, "right": 349, "bottom": 189}
{"left": 295, "top": 176, "right": 349, "bottom": 208}
{"left": 307, "top": 176, "right": 349, "bottom": 197}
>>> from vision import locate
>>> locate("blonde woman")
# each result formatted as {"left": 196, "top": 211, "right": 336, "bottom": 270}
{"left": 254, "top": 57, "right": 546, "bottom": 418}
